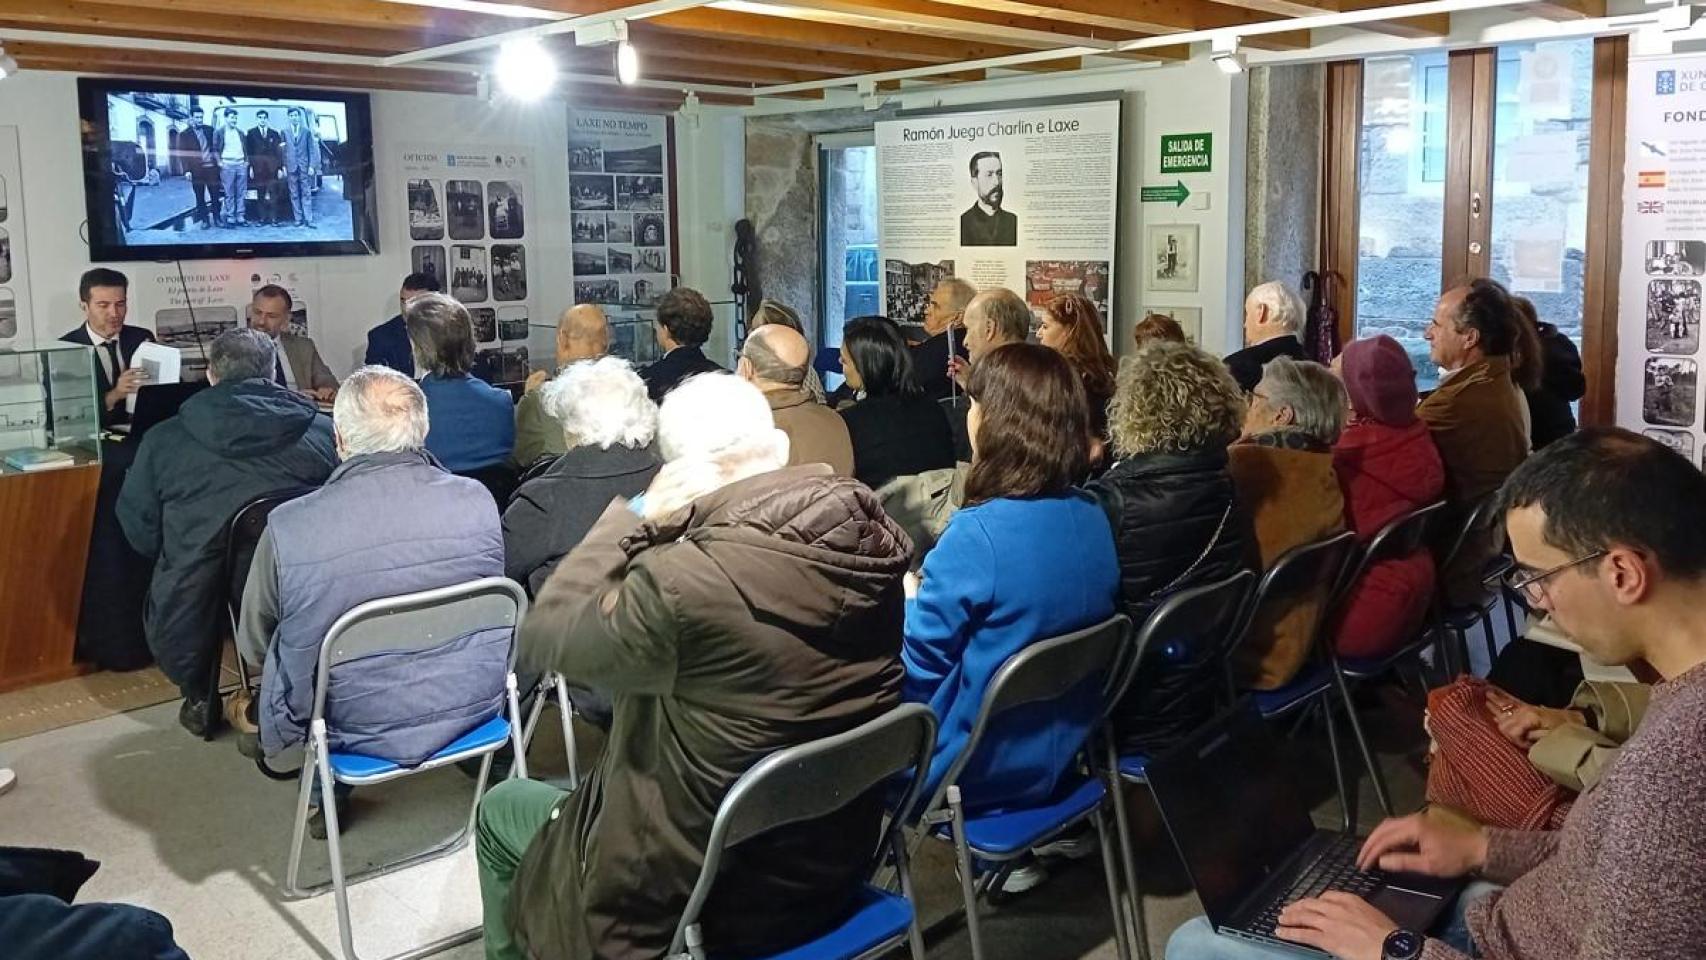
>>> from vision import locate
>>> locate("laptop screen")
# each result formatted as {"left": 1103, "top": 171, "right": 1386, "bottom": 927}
{"left": 1145, "top": 706, "right": 1321, "bottom": 925}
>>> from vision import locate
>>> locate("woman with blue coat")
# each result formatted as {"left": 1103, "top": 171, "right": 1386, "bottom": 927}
{"left": 904, "top": 342, "right": 1119, "bottom": 813}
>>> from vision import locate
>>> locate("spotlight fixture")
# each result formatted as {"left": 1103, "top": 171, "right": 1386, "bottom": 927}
{"left": 494, "top": 36, "right": 557, "bottom": 102}
{"left": 1211, "top": 35, "right": 1246, "bottom": 75}
{"left": 612, "top": 21, "right": 640, "bottom": 85}
{"left": 0, "top": 46, "right": 18, "bottom": 80}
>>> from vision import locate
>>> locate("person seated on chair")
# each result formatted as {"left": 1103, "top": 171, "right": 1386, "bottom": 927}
{"left": 59, "top": 267, "right": 154, "bottom": 429}
{"left": 1418, "top": 279, "right": 1534, "bottom": 606}
{"left": 476, "top": 373, "right": 910, "bottom": 960}
{"left": 363, "top": 272, "right": 438, "bottom": 377}
{"left": 503, "top": 357, "right": 661, "bottom": 596}
{"left": 1225, "top": 281, "right": 1308, "bottom": 394}
{"left": 406, "top": 292, "right": 515, "bottom": 474}
{"left": 513, "top": 304, "right": 609, "bottom": 469}
{"left": 838, "top": 316, "right": 956, "bottom": 491}
{"left": 234, "top": 366, "right": 504, "bottom": 836}
{"left": 910, "top": 277, "right": 975, "bottom": 402}
{"left": 1330, "top": 335, "right": 1446, "bottom": 662}
{"left": 748, "top": 299, "right": 829, "bottom": 404}
{"left": 738, "top": 323, "right": 853, "bottom": 476}
{"left": 117, "top": 329, "right": 336, "bottom": 737}
{"left": 903, "top": 343, "right": 1118, "bottom": 814}
{"left": 248, "top": 284, "right": 337, "bottom": 403}
{"left": 1227, "top": 356, "right": 1347, "bottom": 690}
{"left": 1087, "top": 340, "right": 1256, "bottom": 759}
{"left": 944, "top": 287, "right": 1032, "bottom": 460}
{"left": 638, "top": 286, "right": 725, "bottom": 402}
{"left": 1167, "top": 427, "right": 1706, "bottom": 960}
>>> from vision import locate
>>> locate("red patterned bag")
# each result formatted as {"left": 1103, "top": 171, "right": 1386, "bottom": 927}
{"left": 1425, "top": 676, "right": 1573, "bottom": 830}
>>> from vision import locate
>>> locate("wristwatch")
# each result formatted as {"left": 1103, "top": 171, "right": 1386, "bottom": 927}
{"left": 1382, "top": 930, "right": 1424, "bottom": 960}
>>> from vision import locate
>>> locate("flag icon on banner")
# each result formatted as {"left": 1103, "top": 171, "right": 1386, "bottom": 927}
{"left": 1640, "top": 171, "right": 1668, "bottom": 189}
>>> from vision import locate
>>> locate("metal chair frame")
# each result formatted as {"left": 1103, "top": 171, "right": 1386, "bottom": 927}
{"left": 205, "top": 486, "right": 317, "bottom": 739}
{"left": 1098, "top": 569, "right": 1257, "bottom": 960}
{"left": 281, "top": 577, "right": 531, "bottom": 960}
{"left": 1432, "top": 493, "right": 1512, "bottom": 673}
{"left": 522, "top": 672, "right": 581, "bottom": 790}
{"left": 915, "top": 615, "right": 1135, "bottom": 960}
{"left": 667, "top": 703, "right": 938, "bottom": 960}
{"left": 1224, "top": 530, "right": 1366, "bottom": 831}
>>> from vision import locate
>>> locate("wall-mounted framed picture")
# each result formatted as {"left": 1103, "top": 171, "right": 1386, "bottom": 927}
{"left": 1147, "top": 223, "right": 1199, "bottom": 293}
{"left": 1143, "top": 304, "right": 1201, "bottom": 342}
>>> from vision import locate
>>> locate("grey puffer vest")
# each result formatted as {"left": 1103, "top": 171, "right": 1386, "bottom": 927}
{"left": 259, "top": 450, "right": 507, "bottom": 764}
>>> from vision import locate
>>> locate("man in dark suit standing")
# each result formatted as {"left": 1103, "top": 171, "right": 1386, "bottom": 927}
{"left": 959, "top": 151, "right": 1017, "bottom": 247}
{"left": 281, "top": 107, "right": 320, "bottom": 228}
{"left": 60, "top": 267, "right": 158, "bottom": 673}
{"left": 177, "top": 107, "right": 223, "bottom": 228}
{"left": 245, "top": 110, "right": 285, "bottom": 226}
{"left": 60, "top": 268, "right": 155, "bottom": 429}
{"left": 639, "top": 286, "right": 725, "bottom": 402}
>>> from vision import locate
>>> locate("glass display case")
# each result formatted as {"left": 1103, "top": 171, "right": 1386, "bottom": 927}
{"left": 0, "top": 344, "right": 102, "bottom": 474}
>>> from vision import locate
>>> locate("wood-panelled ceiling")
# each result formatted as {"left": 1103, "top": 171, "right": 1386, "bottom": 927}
{"left": 0, "top": 0, "right": 1609, "bottom": 110}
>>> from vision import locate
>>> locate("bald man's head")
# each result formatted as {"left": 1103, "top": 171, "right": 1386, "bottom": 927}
{"left": 963, "top": 287, "right": 1032, "bottom": 360}
{"left": 558, "top": 304, "right": 610, "bottom": 364}
{"left": 739, "top": 323, "right": 810, "bottom": 389}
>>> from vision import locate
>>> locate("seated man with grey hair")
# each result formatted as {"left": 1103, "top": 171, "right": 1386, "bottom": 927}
{"left": 738, "top": 323, "right": 854, "bottom": 476}
{"left": 503, "top": 356, "right": 662, "bottom": 596}
{"left": 118, "top": 328, "right": 337, "bottom": 737}
{"left": 1228, "top": 355, "right": 1348, "bottom": 690}
{"left": 476, "top": 373, "right": 912, "bottom": 960}
{"left": 234, "top": 365, "right": 504, "bottom": 834}
{"left": 1226, "top": 280, "right": 1308, "bottom": 393}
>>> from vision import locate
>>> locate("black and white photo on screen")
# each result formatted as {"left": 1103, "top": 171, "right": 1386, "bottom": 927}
{"left": 408, "top": 179, "right": 443, "bottom": 240}
{"left": 451, "top": 244, "right": 488, "bottom": 303}
{"left": 1647, "top": 277, "right": 1702, "bottom": 355}
{"left": 411, "top": 245, "right": 446, "bottom": 292}
{"left": 488, "top": 180, "right": 524, "bottom": 239}
{"left": 492, "top": 245, "right": 527, "bottom": 302}
{"left": 1644, "top": 356, "right": 1699, "bottom": 428}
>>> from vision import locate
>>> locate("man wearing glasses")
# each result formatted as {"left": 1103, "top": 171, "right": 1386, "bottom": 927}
{"left": 1194, "top": 428, "right": 1706, "bottom": 960}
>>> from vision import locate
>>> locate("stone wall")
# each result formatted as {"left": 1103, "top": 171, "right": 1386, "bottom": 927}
{"left": 1245, "top": 64, "right": 1324, "bottom": 298}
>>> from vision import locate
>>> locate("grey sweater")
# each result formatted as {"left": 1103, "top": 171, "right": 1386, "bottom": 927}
{"left": 1422, "top": 660, "right": 1706, "bottom": 960}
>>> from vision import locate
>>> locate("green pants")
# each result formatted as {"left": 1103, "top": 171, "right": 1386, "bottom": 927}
{"left": 477, "top": 778, "right": 568, "bottom": 960}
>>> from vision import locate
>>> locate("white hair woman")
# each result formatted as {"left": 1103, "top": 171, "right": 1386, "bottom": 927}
{"left": 1228, "top": 355, "right": 1349, "bottom": 690}
{"left": 502, "top": 356, "right": 662, "bottom": 595}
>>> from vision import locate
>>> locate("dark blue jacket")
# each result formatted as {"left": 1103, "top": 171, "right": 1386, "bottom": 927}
{"left": 364, "top": 315, "right": 415, "bottom": 377}
{"left": 259, "top": 450, "right": 507, "bottom": 763}
{"left": 419, "top": 372, "right": 515, "bottom": 473}
{"left": 0, "top": 895, "right": 189, "bottom": 960}
{"left": 903, "top": 493, "right": 1118, "bottom": 810}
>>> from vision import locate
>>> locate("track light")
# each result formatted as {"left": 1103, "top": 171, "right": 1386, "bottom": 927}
{"left": 616, "top": 22, "right": 640, "bottom": 85}
{"left": 0, "top": 46, "right": 18, "bottom": 80}
{"left": 1211, "top": 35, "right": 1246, "bottom": 75}
{"left": 494, "top": 36, "right": 557, "bottom": 102}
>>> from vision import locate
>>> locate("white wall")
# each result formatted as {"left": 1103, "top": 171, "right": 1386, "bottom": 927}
{"left": 1, "top": 70, "right": 745, "bottom": 373}
{"left": 739, "top": 59, "right": 1250, "bottom": 355}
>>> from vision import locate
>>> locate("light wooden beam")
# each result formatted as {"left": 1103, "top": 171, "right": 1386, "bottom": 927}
{"left": 715, "top": 0, "right": 1134, "bottom": 49}
{"left": 0, "top": 0, "right": 438, "bottom": 55}
{"left": 623, "top": 27, "right": 935, "bottom": 74}
{"left": 643, "top": 7, "right": 1057, "bottom": 65}
{"left": 1523, "top": 0, "right": 1604, "bottom": 19}
{"left": 73, "top": 0, "right": 507, "bottom": 37}
{"left": 11, "top": 40, "right": 476, "bottom": 92}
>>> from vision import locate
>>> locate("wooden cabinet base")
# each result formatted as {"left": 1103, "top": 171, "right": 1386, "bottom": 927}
{"left": 0, "top": 464, "right": 100, "bottom": 692}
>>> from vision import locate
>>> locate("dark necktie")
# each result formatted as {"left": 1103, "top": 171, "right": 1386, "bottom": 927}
{"left": 274, "top": 353, "right": 288, "bottom": 387}
{"left": 104, "top": 340, "right": 121, "bottom": 387}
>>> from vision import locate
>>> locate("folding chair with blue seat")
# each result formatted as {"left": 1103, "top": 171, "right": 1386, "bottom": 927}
{"left": 1433, "top": 494, "right": 1515, "bottom": 674}
{"left": 1225, "top": 531, "right": 1368, "bottom": 831}
{"left": 915, "top": 615, "right": 1136, "bottom": 960}
{"left": 667, "top": 702, "right": 938, "bottom": 960}
{"left": 281, "top": 577, "right": 531, "bottom": 960}
{"left": 1095, "top": 569, "right": 1257, "bottom": 958}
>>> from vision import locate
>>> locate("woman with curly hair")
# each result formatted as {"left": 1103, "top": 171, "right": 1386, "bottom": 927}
{"left": 1036, "top": 293, "right": 1118, "bottom": 459}
{"left": 1086, "top": 340, "right": 1256, "bottom": 756}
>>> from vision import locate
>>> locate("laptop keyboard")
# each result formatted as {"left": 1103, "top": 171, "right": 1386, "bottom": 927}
{"left": 1248, "top": 834, "right": 1384, "bottom": 936}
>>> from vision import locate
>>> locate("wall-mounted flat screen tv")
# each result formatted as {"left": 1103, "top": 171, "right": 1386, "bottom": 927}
{"left": 77, "top": 78, "right": 378, "bottom": 262}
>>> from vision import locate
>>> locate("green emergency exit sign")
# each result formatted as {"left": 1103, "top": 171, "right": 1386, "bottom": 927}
{"left": 1161, "top": 133, "right": 1213, "bottom": 173}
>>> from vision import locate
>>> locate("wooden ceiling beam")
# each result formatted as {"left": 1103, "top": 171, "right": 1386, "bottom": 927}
{"left": 13, "top": 48, "right": 475, "bottom": 94}
{"left": 0, "top": 0, "right": 439, "bottom": 55}
{"left": 1522, "top": 0, "right": 1605, "bottom": 19}
{"left": 642, "top": 7, "right": 1052, "bottom": 65}
{"left": 70, "top": 0, "right": 508, "bottom": 37}
{"left": 724, "top": 0, "right": 1140, "bottom": 48}
{"left": 622, "top": 28, "right": 931, "bottom": 74}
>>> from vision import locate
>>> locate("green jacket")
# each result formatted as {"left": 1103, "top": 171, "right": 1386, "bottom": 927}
{"left": 511, "top": 389, "right": 568, "bottom": 469}
{"left": 509, "top": 465, "right": 911, "bottom": 959}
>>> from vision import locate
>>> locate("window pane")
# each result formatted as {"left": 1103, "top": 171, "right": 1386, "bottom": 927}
{"left": 1489, "top": 40, "right": 1593, "bottom": 363}
{"left": 820, "top": 144, "right": 878, "bottom": 352}
{"left": 1357, "top": 53, "right": 1449, "bottom": 387}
